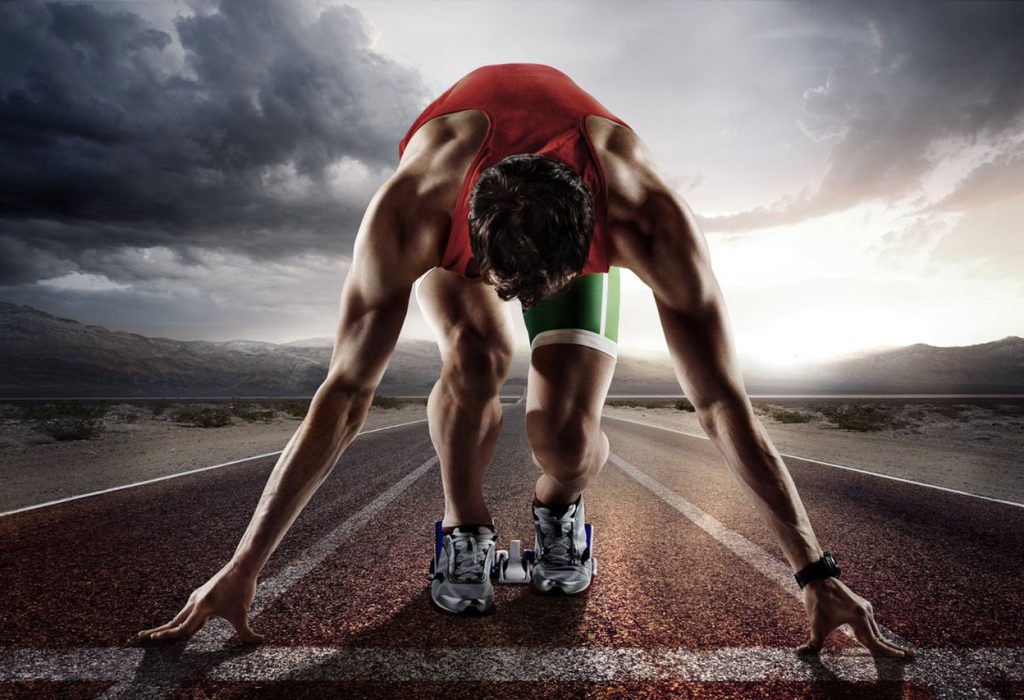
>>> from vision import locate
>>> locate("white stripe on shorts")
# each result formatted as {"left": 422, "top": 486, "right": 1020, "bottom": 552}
{"left": 599, "top": 272, "right": 609, "bottom": 337}
{"left": 531, "top": 328, "right": 618, "bottom": 359}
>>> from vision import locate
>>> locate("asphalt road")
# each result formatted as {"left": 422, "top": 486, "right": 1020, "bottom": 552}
{"left": 1, "top": 405, "right": 1022, "bottom": 699}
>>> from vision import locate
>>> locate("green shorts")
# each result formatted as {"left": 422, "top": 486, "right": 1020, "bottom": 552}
{"left": 522, "top": 266, "right": 621, "bottom": 359}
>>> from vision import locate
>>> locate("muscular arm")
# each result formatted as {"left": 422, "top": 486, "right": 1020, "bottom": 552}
{"left": 138, "top": 175, "right": 432, "bottom": 642}
{"left": 228, "top": 176, "right": 428, "bottom": 577}
{"left": 622, "top": 170, "right": 912, "bottom": 658}
{"left": 629, "top": 187, "right": 822, "bottom": 570}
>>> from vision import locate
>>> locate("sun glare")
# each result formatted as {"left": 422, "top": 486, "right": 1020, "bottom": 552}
{"left": 735, "top": 305, "right": 932, "bottom": 369}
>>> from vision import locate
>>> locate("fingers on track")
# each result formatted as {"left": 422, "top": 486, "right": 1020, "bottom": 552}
{"left": 139, "top": 605, "right": 208, "bottom": 642}
{"left": 852, "top": 609, "right": 914, "bottom": 658}
{"left": 137, "top": 601, "right": 194, "bottom": 639}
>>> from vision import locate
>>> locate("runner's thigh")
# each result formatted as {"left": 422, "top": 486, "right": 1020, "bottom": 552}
{"left": 523, "top": 267, "right": 621, "bottom": 415}
{"left": 414, "top": 267, "right": 515, "bottom": 357}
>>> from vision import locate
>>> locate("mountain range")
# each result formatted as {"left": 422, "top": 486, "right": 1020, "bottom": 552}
{"left": 1, "top": 301, "right": 1021, "bottom": 397}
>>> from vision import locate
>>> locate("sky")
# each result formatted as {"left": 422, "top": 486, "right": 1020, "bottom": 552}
{"left": 1, "top": 0, "right": 1022, "bottom": 367}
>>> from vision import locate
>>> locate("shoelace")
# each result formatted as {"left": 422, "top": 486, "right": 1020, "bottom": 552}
{"left": 537, "top": 507, "right": 577, "bottom": 567}
{"left": 450, "top": 532, "right": 493, "bottom": 582}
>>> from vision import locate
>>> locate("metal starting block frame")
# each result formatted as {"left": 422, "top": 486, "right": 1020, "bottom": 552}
{"left": 492, "top": 539, "right": 534, "bottom": 584}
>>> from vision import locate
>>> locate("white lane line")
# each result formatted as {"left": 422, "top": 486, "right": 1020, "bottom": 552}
{"left": 218, "top": 453, "right": 439, "bottom": 632}
{"left": 96, "top": 452, "right": 440, "bottom": 699}
{"left": 608, "top": 452, "right": 796, "bottom": 592}
{"left": 2, "top": 647, "right": 1021, "bottom": 686}
{"left": 201, "top": 646, "right": 1024, "bottom": 690}
{"left": 0, "top": 418, "right": 430, "bottom": 518}
{"left": 604, "top": 414, "right": 1024, "bottom": 509}
{"left": 608, "top": 451, "right": 915, "bottom": 651}
{"left": 607, "top": 451, "right": 999, "bottom": 699}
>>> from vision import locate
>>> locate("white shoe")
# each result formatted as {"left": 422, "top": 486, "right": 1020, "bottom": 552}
{"left": 428, "top": 523, "right": 497, "bottom": 614}
{"left": 530, "top": 495, "right": 594, "bottom": 595}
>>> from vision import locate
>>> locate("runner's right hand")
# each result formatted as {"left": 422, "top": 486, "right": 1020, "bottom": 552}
{"left": 136, "top": 562, "right": 264, "bottom": 644}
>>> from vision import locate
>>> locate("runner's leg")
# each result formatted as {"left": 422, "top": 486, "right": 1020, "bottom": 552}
{"left": 416, "top": 267, "right": 515, "bottom": 528}
{"left": 523, "top": 267, "right": 620, "bottom": 505}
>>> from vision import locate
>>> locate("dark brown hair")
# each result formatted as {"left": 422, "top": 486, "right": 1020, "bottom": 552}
{"left": 467, "top": 154, "right": 594, "bottom": 309}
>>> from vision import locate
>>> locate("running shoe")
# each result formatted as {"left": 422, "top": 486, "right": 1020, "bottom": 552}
{"left": 530, "top": 494, "right": 594, "bottom": 595}
{"left": 429, "top": 523, "right": 497, "bottom": 614}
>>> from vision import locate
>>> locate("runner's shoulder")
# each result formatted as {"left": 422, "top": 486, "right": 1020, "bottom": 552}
{"left": 398, "top": 109, "right": 488, "bottom": 177}
{"left": 586, "top": 116, "right": 670, "bottom": 210}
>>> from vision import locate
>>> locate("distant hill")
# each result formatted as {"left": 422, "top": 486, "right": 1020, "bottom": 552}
{"left": 737, "top": 337, "right": 1024, "bottom": 395}
{"left": 0, "top": 301, "right": 1021, "bottom": 397}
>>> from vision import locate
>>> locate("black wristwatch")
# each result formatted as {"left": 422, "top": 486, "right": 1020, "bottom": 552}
{"left": 794, "top": 552, "right": 840, "bottom": 589}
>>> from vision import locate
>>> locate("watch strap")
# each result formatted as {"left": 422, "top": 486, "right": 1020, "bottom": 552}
{"left": 794, "top": 552, "right": 840, "bottom": 589}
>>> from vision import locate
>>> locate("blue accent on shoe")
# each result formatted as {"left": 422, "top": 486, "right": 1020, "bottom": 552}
{"left": 433, "top": 520, "right": 443, "bottom": 564}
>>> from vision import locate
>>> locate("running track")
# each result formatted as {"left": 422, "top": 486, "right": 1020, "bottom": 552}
{"left": 1, "top": 405, "right": 1022, "bottom": 699}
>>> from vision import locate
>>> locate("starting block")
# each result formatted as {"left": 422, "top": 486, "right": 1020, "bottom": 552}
{"left": 428, "top": 520, "right": 596, "bottom": 585}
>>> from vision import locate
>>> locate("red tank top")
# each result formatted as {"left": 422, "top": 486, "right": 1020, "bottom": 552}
{"left": 397, "top": 63, "right": 632, "bottom": 278}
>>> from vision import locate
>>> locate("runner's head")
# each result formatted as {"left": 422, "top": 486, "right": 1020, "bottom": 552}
{"left": 468, "top": 154, "right": 594, "bottom": 309}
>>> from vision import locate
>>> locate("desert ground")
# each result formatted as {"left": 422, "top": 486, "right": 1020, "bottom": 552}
{"left": 1, "top": 396, "right": 1021, "bottom": 513}
{"left": 0, "top": 398, "right": 429, "bottom": 513}
{"left": 603, "top": 397, "right": 1024, "bottom": 504}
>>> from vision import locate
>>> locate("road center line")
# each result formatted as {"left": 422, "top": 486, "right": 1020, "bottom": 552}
{"left": 204, "top": 453, "right": 440, "bottom": 645}
{"left": 0, "top": 417, "right": 430, "bottom": 519}
{"left": 607, "top": 451, "right": 916, "bottom": 651}
{"left": 608, "top": 451, "right": 798, "bottom": 592}
{"left": 603, "top": 414, "right": 1024, "bottom": 509}
{"left": 95, "top": 452, "right": 439, "bottom": 699}
{"left": 606, "top": 451, "right": 1002, "bottom": 698}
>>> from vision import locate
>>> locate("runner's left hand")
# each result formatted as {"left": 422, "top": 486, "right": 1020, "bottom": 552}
{"left": 797, "top": 577, "right": 915, "bottom": 658}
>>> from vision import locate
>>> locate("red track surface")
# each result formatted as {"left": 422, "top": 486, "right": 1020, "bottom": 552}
{"left": 1, "top": 406, "right": 1021, "bottom": 698}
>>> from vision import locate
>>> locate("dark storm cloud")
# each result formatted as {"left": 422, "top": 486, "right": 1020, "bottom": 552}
{"left": 705, "top": 1, "right": 1024, "bottom": 233}
{"left": 0, "top": 0, "right": 430, "bottom": 284}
